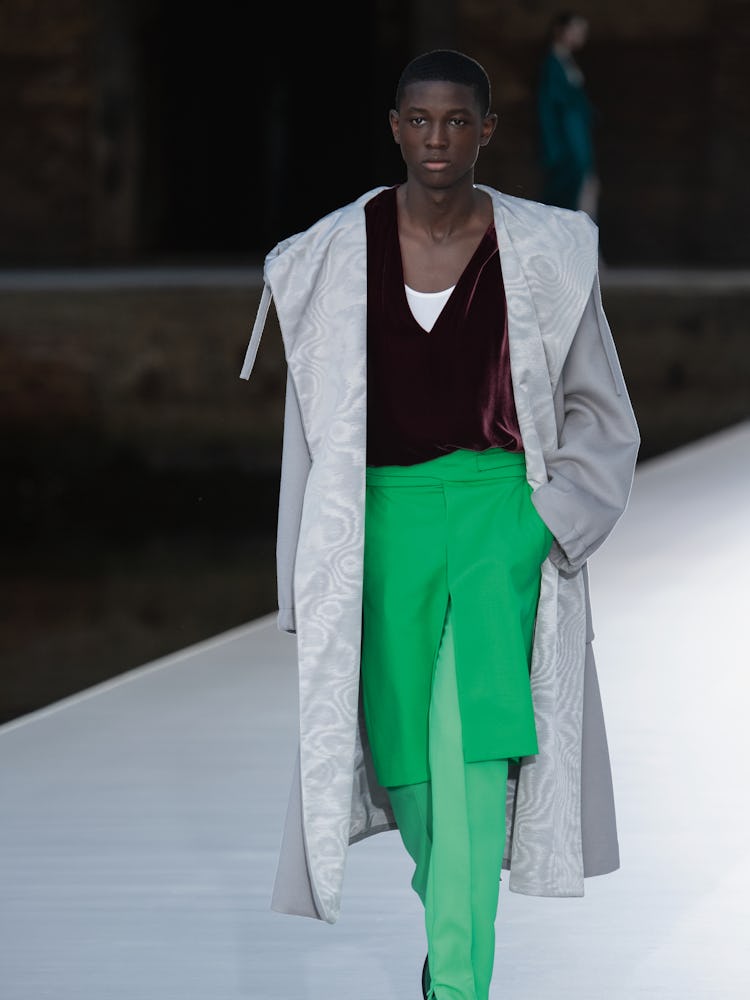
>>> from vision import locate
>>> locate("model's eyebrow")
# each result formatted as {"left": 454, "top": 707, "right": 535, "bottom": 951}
{"left": 404, "top": 105, "right": 476, "bottom": 115}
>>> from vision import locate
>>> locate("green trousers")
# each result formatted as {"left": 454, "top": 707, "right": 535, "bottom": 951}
{"left": 361, "top": 447, "right": 552, "bottom": 1000}
{"left": 388, "top": 598, "right": 508, "bottom": 1000}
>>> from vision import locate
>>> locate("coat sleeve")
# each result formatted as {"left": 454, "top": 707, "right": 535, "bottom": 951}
{"left": 276, "top": 367, "right": 312, "bottom": 633}
{"left": 530, "top": 274, "right": 640, "bottom": 575}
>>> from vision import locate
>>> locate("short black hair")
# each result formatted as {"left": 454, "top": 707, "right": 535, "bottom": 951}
{"left": 550, "top": 11, "right": 587, "bottom": 36}
{"left": 394, "top": 49, "right": 492, "bottom": 116}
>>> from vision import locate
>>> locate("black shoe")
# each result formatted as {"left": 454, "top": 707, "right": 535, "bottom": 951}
{"left": 421, "top": 954, "right": 430, "bottom": 999}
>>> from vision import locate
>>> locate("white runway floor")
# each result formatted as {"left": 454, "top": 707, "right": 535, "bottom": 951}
{"left": 2, "top": 421, "right": 749, "bottom": 1000}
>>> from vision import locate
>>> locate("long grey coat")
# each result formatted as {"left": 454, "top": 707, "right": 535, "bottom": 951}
{"left": 240, "top": 185, "right": 640, "bottom": 924}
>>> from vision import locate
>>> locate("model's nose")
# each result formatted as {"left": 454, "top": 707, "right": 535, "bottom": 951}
{"left": 425, "top": 124, "right": 449, "bottom": 147}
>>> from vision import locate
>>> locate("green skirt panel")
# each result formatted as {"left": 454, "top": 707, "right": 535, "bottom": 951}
{"left": 361, "top": 447, "right": 553, "bottom": 787}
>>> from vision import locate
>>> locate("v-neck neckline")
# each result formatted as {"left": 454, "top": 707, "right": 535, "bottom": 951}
{"left": 391, "top": 193, "right": 496, "bottom": 335}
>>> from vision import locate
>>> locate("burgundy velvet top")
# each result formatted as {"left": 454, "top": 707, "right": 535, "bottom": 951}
{"left": 365, "top": 185, "right": 523, "bottom": 467}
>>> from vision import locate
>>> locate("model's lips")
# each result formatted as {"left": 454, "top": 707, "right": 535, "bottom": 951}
{"left": 423, "top": 159, "right": 450, "bottom": 170}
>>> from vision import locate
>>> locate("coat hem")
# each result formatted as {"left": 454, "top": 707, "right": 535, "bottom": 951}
{"left": 349, "top": 819, "right": 396, "bottom": 846}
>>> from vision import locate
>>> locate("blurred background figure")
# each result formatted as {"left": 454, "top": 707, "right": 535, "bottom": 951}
{"left": 536, "top": 10, "right": 600, "bottom": 221}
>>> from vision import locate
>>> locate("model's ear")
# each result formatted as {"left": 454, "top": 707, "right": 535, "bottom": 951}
{"left": 479, "top": 112, "right": 498, "bottom": 147}
{"left": 389, "top": 109, "right": 401, "bottom": 145}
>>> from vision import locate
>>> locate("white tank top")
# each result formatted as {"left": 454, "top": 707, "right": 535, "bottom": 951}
{"left": 405, "top": 283, "right": 455, "bottom": 332}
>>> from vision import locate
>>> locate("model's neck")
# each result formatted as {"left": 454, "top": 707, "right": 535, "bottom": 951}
{"left": 553, "top": 41, "right": 572, "bottom": 58}
{"left": 398, "top": 181, "right": 484, "bottom": 242}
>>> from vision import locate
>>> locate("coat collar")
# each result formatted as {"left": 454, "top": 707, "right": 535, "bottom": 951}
{"left": 479, "top": 186, "right": 596, "bottom": 483}
{"left": 241, "top": 185, "right": 598, "bottom": 405}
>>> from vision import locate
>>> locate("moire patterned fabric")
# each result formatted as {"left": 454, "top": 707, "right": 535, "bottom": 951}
{"left": 240, "top": 185, "right": 640, "bottom": 923}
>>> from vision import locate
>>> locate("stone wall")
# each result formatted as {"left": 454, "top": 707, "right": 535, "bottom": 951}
{"left": 0, "top": 2, "right": 97, "bottom": 262}
{"left": 599, "top": 277, "right": 750, "bottom": 454}
{"left": 0, "top": 276, "right": 284, "bottom": 538}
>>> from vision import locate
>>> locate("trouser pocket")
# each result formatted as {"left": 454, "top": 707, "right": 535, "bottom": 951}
{"left": 526, "top": 484, "right": 554, "bottom": 562}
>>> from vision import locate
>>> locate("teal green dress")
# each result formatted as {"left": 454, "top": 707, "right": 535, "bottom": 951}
{"left": 537, "top": 49, "right": 595, "bottom": 209}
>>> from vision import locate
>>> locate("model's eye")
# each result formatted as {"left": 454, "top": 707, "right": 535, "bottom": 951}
{"left": 408, "top": 116, "right": 427, "bottom": 126}
{"left": 449, "top": 117, "right": 467, "bottom": 127}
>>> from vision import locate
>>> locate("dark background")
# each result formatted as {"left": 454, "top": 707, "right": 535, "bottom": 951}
{"left": 1, "top": 0, "right": 749, "bottom": 723}
{"left": 3, "top": 0, "right": 750, "bottom": 267}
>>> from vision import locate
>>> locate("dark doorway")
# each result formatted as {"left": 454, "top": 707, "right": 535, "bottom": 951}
{"left": 136, "top": 2, "right": 406, "bottom": 259}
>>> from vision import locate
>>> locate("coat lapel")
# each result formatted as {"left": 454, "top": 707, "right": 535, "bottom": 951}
{"left": 265, "top": 195, "right": 374, "bottom": 923}
{"left": 488, "top": 188, "right": 590, "bottom": 895}
{"left": 488, "top": 189, "right": 559, "bottom": 488}
{"left": 484, "top": 186, "right": 598, "bottom": 394}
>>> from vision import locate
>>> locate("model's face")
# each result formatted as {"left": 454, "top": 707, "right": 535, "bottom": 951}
{"left": 389, "top": 80, "right": 497, "bottom": 190}
{"left": 562, "top": 17, "right": 589, "bottom": 50}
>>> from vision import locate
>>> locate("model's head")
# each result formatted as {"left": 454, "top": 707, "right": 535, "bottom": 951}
{"left": 550, "top": 11, "right": 589, "bottom": 50}
{"left": 394, "top": 49, "right": 492, "bottom": 117}
{"left": 389, "top": 50, "right": 497, "bottom": 190}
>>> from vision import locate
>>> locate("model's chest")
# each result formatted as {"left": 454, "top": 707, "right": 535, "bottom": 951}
{"left": 399, "top": 227, "right": 493, "bottom": 292}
